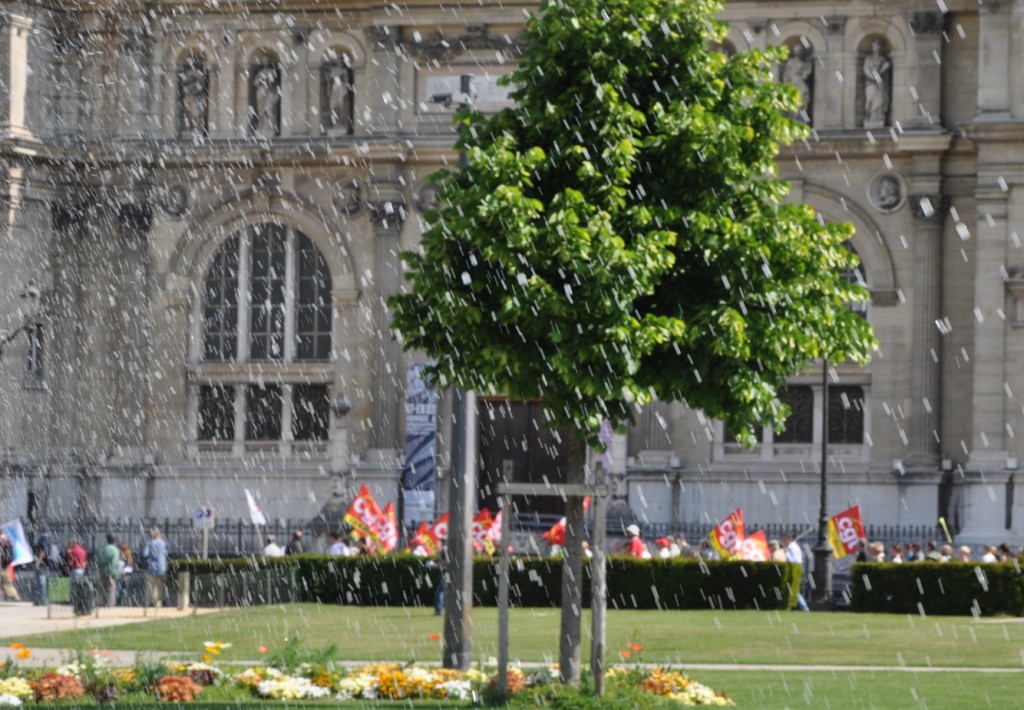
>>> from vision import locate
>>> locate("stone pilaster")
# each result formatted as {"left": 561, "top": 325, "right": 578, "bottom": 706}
{"left": 904, "top": 194, "right": 945, "bottom": 468}
{"left": 969, "top": 190, "right": 1010, "bottom": 467}
{"left": 0, "top": 12, "right": 34, "bottom": 139}
{"left": 367, "top": 188, "right": 407, "bottom": 455}
{"left": 977, "top": 1, "right": 1012, "bottom": 119}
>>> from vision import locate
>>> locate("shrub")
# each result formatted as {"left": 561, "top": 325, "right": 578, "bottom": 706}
{"left": 849, "top": 561, "right": 1024, "bottom": 616}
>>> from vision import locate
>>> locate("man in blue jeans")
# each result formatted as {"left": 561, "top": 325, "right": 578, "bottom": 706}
{"left": 32, "top": 527, "right": 52, "bottom": 605}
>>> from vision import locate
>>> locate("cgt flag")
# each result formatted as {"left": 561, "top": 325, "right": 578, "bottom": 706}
{"left": 709, "top": 508, "right": 745, "bottom": 559}
{"left": 828, "top": 505, "right": 865, "bottom": 559}
{"left": 740, "top": 529, "right": 770, "bottom": 561}
{"left": 344, "top": 484, "right": 384, "bottom": 551}
{"left": 472, "top": 509, "right": 496, "bottom": 556}
{"left": 376, "top": 502, "right": 399, "bottom": 553}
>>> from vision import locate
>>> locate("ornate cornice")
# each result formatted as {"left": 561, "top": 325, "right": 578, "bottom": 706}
{"left": 402, "top": 24, "right": 524, "bottom": 61}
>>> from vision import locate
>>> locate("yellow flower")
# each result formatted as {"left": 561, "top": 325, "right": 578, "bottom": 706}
{"left": 17, "top": 648, "right": 31, "bottom": 660}
{"left": 202, "top": 654, "right": 213, "bottom": 664}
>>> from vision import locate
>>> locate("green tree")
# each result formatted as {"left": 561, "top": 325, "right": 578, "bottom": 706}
{"left": 390, "top": 0, "right": 876, "bottom": 685}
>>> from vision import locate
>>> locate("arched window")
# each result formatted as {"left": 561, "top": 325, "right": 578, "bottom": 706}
{"left": 195, "top": 223, "right": 333, "bottom": 448}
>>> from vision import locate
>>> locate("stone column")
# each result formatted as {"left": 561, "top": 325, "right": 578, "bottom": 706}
{"left": 904, "top": 194, "right": 945, "bottom": 468}
{"left": 969, "top": 190, "right": 1010, "bottom": 467}
{"left": 0, "top": 12, "right": 34, "bottom": 139}
{"left": 366, "top": 188, "right": 406, "bottom": 456}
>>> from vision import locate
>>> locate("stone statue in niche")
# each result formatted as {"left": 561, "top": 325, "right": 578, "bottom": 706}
{"left": 322, "top": 61, "right": 353, "bottom": 134}
{"left": 251, "top": 63, "right": 280, "bottom": 138}
{"left": 862, "top": 39, "right": 892, "bottom": 128}
{"left": 782, "top": 43, "right": 813, "bottom": 123}
{"left": 178, "top": 57, "right": 208, "bottom": 137}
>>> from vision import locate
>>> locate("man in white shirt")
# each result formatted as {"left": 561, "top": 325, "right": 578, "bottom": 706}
{"left": 783, "top": 532, "right": 811, "bottom": 612}
{"left": 328, "top": 532, "right": 350, "bottom": 556}
{"left": 263, "top": 535, "right": 284, "bottom": 557}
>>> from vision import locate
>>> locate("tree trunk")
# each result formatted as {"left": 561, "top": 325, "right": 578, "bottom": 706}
{"left": 559, "top": 433, "right": 587, "bottom": 684}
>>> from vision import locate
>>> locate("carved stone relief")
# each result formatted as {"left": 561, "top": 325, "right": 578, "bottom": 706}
{"left": 178, "top": 56, "right": 209, "bottom": 138}
{"left": 781, "top": 42, "right": 814, "bottom": 124}
{"left": 868, "top": 172, "right": 905, "bottom": 213}
{"left": 861, "top": 39, "right": 892, "bottom": 129}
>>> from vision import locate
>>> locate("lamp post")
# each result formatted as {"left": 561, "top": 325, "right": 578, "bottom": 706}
{"left": 429, "top": 75, "right": 478, "bottom": 670}
{"left": 811, "top": 359, "right": 833, "bottom": 609}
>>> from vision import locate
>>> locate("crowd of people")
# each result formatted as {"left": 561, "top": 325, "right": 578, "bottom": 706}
{"left": 855, "top": 539, "right": 1019, "bottom": 564}
{"left": 0, "top": 526, "right": 169, "bottom": 613}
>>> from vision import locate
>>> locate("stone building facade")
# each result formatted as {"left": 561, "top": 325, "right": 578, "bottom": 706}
{"left": 0, "top": 1, "right": 1022, "bottom": 549}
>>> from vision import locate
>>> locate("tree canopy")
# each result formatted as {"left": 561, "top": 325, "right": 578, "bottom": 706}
{"left": 390, "top": 0, "right": 876, "bottom": 447}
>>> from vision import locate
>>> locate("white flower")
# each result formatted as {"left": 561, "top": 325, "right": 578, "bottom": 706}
{"left": 441, "top": 679, "right": 472, "bottom": 700}
{"left": 0, "top": 693, "right": 22, "bottom": 707}
{"left": 256, "top": 674, "right": 333, "bottom": 700}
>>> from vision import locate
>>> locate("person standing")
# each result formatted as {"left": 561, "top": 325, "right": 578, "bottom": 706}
{"left": 328, "top": 532, "right": 350, "bottom": 556}
{"left": 782, "top": 532, "right": 810, "bottom": 612}
{"left": 95, "top": 534, "right": 121, "bottom": 607}
{"left": 263, "top": 535, "right": 284, "bottom": 557}
{"left": 286, "top": 530, "right": 304, "bottom": 555}
{"left": 66, "top": 538, "right": 87, "bottom": 578}
{"left": 32, "top": 527, "right": 51, "bottom": 606}
{"left": 117, "top": 544, "right": 135, "bottom": 606}
{"left": 0, "top": 533, "right": 20, "bottom": 601}
{"left": 141, "top": 528, "right": 168, "bottom": 608}
{"left": 625, "top": 524, "right": 648, "bottom": 559}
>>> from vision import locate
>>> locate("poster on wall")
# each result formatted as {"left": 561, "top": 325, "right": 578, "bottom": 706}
{"left": 402, "top": 362, "right": 438, "bottom": 491}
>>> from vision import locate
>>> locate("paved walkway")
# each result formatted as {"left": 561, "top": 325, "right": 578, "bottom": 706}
{"left": 0, "top": 600, "right": 221, "bottom": 668}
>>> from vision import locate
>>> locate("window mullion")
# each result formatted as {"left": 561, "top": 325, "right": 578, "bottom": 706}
{"left": 284, "top": 227, "right": 296, "bottom": 362}
{"left": 236, "top": 230, "right": 252, "bottom": 362}
{"left": 281, "top": 383, "right": 294, "bottom": 455}
{"left": 233, "top": 384, "right": 246, "bottom": 455}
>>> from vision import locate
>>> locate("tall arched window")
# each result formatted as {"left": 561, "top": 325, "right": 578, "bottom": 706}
{"left": 195, "top": 223, "right": 333, "bottom": 449}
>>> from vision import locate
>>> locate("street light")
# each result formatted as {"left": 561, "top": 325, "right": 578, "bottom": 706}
{"left": 811, "top": 359, "right": 833, "bottom": 609}
{"left": 429, "top": 75, "right": 478, "bottom": 670}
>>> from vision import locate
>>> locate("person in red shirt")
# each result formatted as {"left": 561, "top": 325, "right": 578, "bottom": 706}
{"left": 625, "top": 525, "right": 648, "bottom": 559}
{"left": 66, "top": 539, "right": 87, "bottom": 578}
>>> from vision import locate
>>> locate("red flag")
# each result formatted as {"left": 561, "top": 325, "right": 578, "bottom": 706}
{"left": 374, "top": 502, "right": 398, "bottom": 553}
{"left": 472, "top": 509, "right": 496, "bottom": 555}
{"left": 828, "top": 505, "right": 865, "bottom": 559}
{"left": 740, "top": 530, "right": 770, "bottom": 561}
{"left": 542, "top": 517, "right": 567, "bottom": 547}
{"left": 421, "top": 513, "right": 449, "bottom": 556}
{"left": 343, "top": 484, "right": 384, "bottom": 550}
{"left": 709, "top": 508, "right": 745, "bottom": 559}
{"left": 488, "top": 510, "right": 503, "bottom": 546}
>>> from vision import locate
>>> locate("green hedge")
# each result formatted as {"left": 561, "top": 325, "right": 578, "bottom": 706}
{"left": 849, "top": 561, "right": 1024, "bottom": 616}
{"left": 170, "top": 554, "right": 800, "bottom": 611}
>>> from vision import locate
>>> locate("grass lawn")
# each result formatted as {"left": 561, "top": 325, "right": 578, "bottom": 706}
{"left": 8, "top": 605, "right": 1023, "bottom": 670}
{"left": 8, "top": 606, "right": 1022, "bottom": 708}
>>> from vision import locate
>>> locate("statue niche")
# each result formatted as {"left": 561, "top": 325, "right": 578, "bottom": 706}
{"left": 178, "top": 55, "right": 209, "bottom": 138}
{"left": 249, "top": 60, "right": 281, "bottom": 138}
{"left": 321, "top": 56, "right": 354, "bottom": 135}
{"left": 860, "top": 38, "right": 892, "bottom": 129}
{"left": 781, "top": 41, "right": 814, "bottom": 125}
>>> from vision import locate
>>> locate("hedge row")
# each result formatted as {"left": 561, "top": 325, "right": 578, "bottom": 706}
{"left": 849, "top": 561, "right": 1024, "bottom": 616}
{"left": 171, "top": 555, "right": 802, "bottom": 611}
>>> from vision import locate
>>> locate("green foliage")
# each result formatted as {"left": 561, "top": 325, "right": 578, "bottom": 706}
{"left": 389, "top": 0, "right": 876, "bottom": 446}
{"left": 174, "top": 554, "right": 796, "bottom": 611}
{"left": 262, "top": 633, "right": 338, "bottom": 674}
{"left": 849, "top": 561, "right": 1024, "bottom": 616}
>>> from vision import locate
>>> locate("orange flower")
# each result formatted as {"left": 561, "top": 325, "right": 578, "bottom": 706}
{"left": 9, "top": 643, "right": 23, "bottom": 650}
{"left": 17, "top": 648, "right": 31, "bottom": 660}
{"left": 628, "top": 642, "right": 644, "bottom": 652}
{"left": 258, "top": 645, "right": 268, "bottom": 653}
{"left": 430, "top": 634, "right": 441, "bottom": 641}
{"left": 621, "top": 650, "right": 632, "bottom": 658}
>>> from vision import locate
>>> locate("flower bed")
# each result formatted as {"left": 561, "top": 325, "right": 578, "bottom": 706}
{"left": 0, "top": 641, "right": 732, "bottom": 707}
